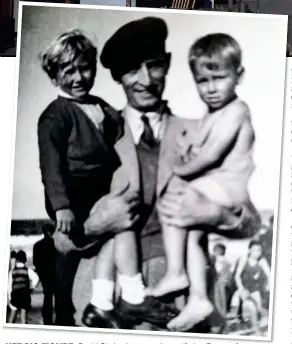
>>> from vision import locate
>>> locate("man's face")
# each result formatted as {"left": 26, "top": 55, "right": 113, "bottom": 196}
{"left": 193, "top": 58, "right": 242, "bottom": 111}
{"left": 120, "top": 53, "right": 171, "bottom": 112}
{"left": 55, "top": 54, "right": 96, "bottom": 99}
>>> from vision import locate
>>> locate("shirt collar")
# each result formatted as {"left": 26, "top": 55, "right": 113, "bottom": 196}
{"left": 124, "top": 102, "right": 168, "bottom": 144}
{"left": 57, "top": 87, "right": 75, "bottom": 99}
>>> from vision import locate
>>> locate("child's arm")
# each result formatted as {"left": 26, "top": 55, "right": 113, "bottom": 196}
{"left": 7, "top": 271, "right": 12, "bottom": 301}
{"left": 28, "top": 268, "right": 39, "bottom": 290}
{"left": 173, "top": 103, "right": 252, "bottom": 178}
{"left": 38, "top": 110, "right": 75, "bottom": 232}
{"left": 234, "top": 256, "right": 250, "bottom": 299}
{"left": 258, "top": 257, "right": 271, "bottom": 289}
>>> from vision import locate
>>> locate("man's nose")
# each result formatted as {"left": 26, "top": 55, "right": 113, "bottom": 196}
{"left": 138, "top": 63, "right": 151, "bottom": 86}
{"left": 74, "top": 69, "right": 83, "bottom": 82}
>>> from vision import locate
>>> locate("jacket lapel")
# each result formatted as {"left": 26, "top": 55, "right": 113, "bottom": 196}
{"left": 157, "top": 114, "right": 178, "bottom": 197}
{"left": 111, "top": 114, "right": 140, "bottom": 194}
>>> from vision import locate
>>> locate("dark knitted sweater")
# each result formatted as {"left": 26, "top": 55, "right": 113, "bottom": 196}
{"left": 37, "top": 95, "right": 122, "bottom": 223}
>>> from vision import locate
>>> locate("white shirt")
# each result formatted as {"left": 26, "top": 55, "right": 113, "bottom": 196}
{"left": 58, "top": 87, "right": 104, "bottom": 131}
{"left": 123, "top": 104, "right": 167, "bottom": 145}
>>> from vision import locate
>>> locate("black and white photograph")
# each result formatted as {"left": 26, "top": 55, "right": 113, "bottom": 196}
{"left": 4, "top": 3, "right": 287, "bottom": 340}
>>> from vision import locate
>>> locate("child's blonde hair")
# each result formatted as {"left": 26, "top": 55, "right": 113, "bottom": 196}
{"left": 39, "top": 29, "right": 97, "bottom": 80}
{"left": 189, "top": 33, "right": 242, "bottom": 74}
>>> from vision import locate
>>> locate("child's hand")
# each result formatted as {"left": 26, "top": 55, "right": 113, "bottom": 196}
{"left": 175, "top": 130, "right": 190, "bottom": 157}
{"left": 56, "top": 209, "right": 75, "bottom": 233}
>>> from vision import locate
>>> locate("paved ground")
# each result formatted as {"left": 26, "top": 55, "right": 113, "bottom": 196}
{"left": 6, "top": 284, "right": 268, "bottom": 337}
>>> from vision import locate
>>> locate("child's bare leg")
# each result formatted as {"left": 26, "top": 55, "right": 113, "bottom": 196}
{"left": 187, "top": 231, "right": 211, "bottom": 300}
{"left": 20, "top": 309, "right": 27, "bottom": 324}
{"left": 8, "top": 308, "right": 17, "bottom": 323}
{"left": 90, "top": 239, "right": 115, "bottom": 311}
{"left": 148, "top": 176, "right": 189, "bottom": 297}
{"left": 167, "top": 230, "right": 214, "bottom": 331}
{"left": 250, "top": 291, "right": 262, "bottom": 315}
{"left": 242, "top": 298, "right": 261, "bottom": 335}
{"left": 148, "top": 224, "right": 189, "bottom": 297}
{"left": 115, "top": 230, "right": 146, "bottom": 304}
{"left": 250, "top": 290, "right": 264, "bottom": 333}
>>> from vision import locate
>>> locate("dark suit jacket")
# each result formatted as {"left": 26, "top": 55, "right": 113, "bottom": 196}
{"left": 33, "top": 236, "right": 57, "bottom": 289}
{"left": 38, "top": 95, "right": 122, "bottom": 223}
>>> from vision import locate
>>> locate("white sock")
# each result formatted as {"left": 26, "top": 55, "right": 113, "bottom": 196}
{"left": 118, "top": 273, "right": 145, "bottom": 305}
{"left": 90, "top": 279, "right": 114, "bottom": 311}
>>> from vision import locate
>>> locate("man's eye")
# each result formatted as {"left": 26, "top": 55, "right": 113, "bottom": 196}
{"left": 79, "top": 67, "right": 90, "bottom": 73}
{"left": 148, "top": 61, "right": 164, "bottom": 69}
{"left": 128, "top": 68, "right": 139, "bottom": 75}
{"left": 196, "top": 79, "right": 207, "bottom": 84}
{"left": 63, "top": 68, "right": 74, "bottom": 75}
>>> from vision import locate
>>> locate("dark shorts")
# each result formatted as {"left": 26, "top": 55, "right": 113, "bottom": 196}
{"left": 11, "top": 289, "right": 31, "bottom": 310}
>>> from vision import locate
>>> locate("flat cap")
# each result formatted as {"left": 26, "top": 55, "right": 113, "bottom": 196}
{"left": 100, "top": 17, "right": 168, "bottom": 81}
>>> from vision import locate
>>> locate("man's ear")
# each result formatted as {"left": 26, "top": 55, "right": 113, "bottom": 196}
{"left": 237, "top": 66, "right": 245, "bottom": 84}
{"left": 164, "top": 52, "right": 172, "bottom": 74}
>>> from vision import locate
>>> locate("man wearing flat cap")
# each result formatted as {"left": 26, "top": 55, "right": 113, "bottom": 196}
{"left": 72, "top": 17, "right": 260, "bottom": 332}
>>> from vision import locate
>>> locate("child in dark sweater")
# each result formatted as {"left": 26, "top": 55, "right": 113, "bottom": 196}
{"left": 8, "top": 250, "right": 38, "bottom": 324}
{"left": 38, "top": 29, "right": 121, "bottom": 240}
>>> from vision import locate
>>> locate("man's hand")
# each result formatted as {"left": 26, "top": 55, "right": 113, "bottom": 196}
{"left": 158, "top": 183, "right": 246, "bottom": 231}
{"left": 175, "top": 130, "right": 190, "bottom": 157}
{"left": 173, "top": 131, "right": 198, "bottom": 176}
{"left": 84, "top": 182, "right": 140, "bottom": 237}
{"left": 55, "top": 209, "right": 75, "bottom": 233}
{"left": 53, "top": 231, "right": 78, "bottom": 255}
{"left": 158, "top": 182, "right": 211, "bottom": 229}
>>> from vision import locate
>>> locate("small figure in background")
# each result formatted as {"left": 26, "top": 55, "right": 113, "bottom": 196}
{"left": 212, "top": 243, "right": 232, "bottom": 319}
{"left": 7, "top": 250, "right": 39, "bottom": 324}
{"left": 33, "top": 224, "right": 57, "bottom": 325}
{"left": 254, "top": 214, "right": 273, "bottom": 266}
{"left": 9, "top": 250, "right": 17, "bottom": 271}
{"left": 235, "top": 240, "right": 270, "bottom": 335}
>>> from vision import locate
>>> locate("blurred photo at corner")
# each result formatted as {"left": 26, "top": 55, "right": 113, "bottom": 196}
{"left": 0, "top": 0, "right": 292, "bottom": 57}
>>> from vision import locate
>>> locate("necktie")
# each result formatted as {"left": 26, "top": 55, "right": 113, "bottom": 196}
{"left": 141, "top": 114, "right": 156, "bottom": 147}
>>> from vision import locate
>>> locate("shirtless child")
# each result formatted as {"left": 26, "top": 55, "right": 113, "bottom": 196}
{"left": 151, "top": 33, "right": 255, "bottom": 331}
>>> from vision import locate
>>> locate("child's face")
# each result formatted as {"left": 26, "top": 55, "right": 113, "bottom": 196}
{"left": 55, "top": 54, "right": 96, "bottom": 99}
{"left": 249, "top": 244, "right": 262, "bottom": 260}
{"left": 193, "top": 57, "right": 241, "bottom": 111}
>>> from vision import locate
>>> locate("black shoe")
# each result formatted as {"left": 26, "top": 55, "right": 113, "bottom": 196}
{"left": 118, "top": 295, "right": 179, "bottom": 328}
{"left": 82, "top": 303, "right": 122, "bottom": 329}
